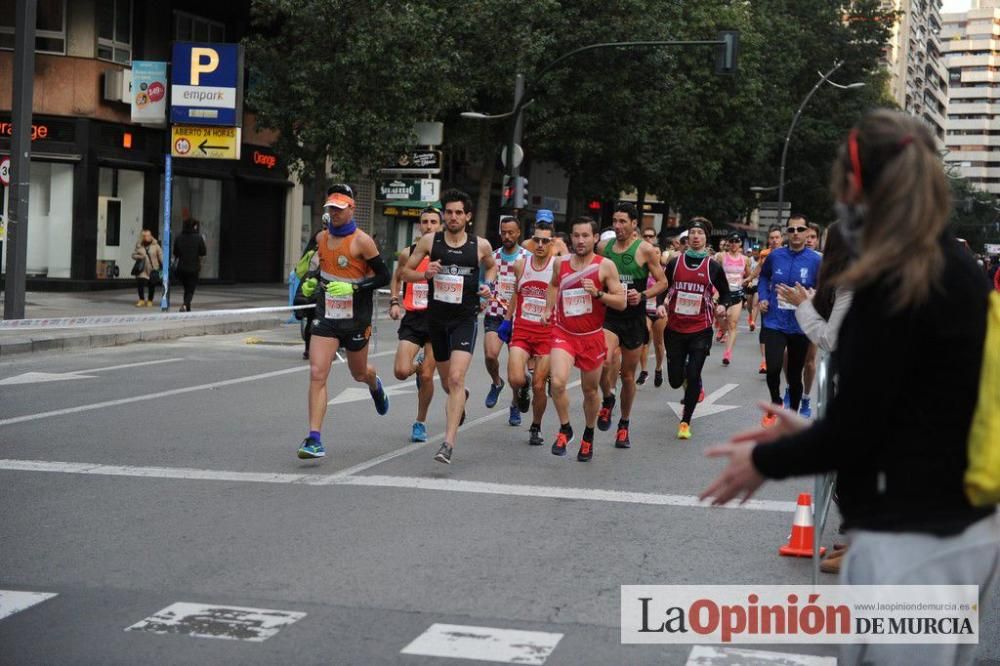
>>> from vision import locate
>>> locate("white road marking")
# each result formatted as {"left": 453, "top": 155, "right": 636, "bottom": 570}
{"left": 0, "top": 590, "right": 58, "bottom": 621}
{"left": 324, "top": 378, "right": 584, "bottom": 480}
{"left": 0, "top": 358, "right": 183, "bottom": 386}
{"left": 667, "top": 383, "right": 742, "bottom": 420}
{"left": 125, "top": 602, "right": 306, "bottom": 642}
{"left": 0, "top": 350, "right": 396, "bottom": 427}
{"left": 686, "top": 645, "right": 836, "bottom": 665}
{"left": 328, "top": 379, "right": 415, "bottom": 406}
{"left": 401, "top": 623, "right": 563, "bottom": 664}
{"left": 0, "top": 459, "right": 797, "bottom": 513}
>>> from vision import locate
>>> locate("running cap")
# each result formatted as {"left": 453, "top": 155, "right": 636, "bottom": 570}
{"left": 324, "top": 184, "right": 355, "bottom": 209}
{"left": 535, "top": 209, "right": 554, "bottom": 223}
{"left": 679, "top": 230, "right": 689, "bottom": 240}
{"left": 727, "top": 232, "right": 741, "bottom": 241}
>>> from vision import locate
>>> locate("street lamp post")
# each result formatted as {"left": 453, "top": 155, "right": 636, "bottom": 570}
{"left": 462, "top": 32, "right": 740, "bottom": 216}
{"left": 774, "top": 61, "right": 864, "bottom": 229}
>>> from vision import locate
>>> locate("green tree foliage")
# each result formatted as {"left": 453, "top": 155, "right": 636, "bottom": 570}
{"left": 948, "top": 174, "right": 1000, "bottom": 252}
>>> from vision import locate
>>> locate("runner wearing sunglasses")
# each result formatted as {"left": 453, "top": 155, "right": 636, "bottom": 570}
{"left": 503, "top": 221, "right": 558, "bottom": 446}
{"left": 756, "top": 215, "right": 822, "bottom": 427}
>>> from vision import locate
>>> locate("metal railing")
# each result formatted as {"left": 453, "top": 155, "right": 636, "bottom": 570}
{"left": 812, "top": 354, "right": 838, "bottom": 585}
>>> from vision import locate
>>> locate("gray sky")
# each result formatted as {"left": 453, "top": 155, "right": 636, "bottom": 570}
{"left": 941, "top": 0, "right": 972, "bottom": 12}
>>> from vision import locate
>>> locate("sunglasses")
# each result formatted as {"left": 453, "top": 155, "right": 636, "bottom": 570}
{"left": 643, "top": 234, "right": 656, "bottom": 239}
{"left": 786, "top": 226, "right": 808, "bottom": 233}
{"left": 531, "top": 236, "right": 553, "bottom": 245}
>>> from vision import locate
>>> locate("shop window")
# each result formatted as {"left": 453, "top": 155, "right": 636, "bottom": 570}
{"left": 0, "top": 0, "right": 66, "bottom": 54}
{"left": 174, "top": 11, "right": 225, "bottom": 43}
{"left": 97, "top": 0, "right": 132, "bottom": 64}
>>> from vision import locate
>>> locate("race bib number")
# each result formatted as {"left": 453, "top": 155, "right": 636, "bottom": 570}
{"left": 562, "top": 287, "right": 593, "bottom": 317}
{"left": 498, "top": 274, "right": 517, "bottom": 301}
{"left": 412, "top": 282, "right": 429, "bottom": 309}
{"left": 646, "top": 296, "right": 658, "bottom": 315}
{"left": 675, "top": 291, "right": 702, "bottom": 316}
{"left": 728, "top": 278, "right": 743, "bottom": 290}
{"left": 521, "top": 297, "right": 546, "bottom": 323}
{"left": 324, "top": 293, "right": 354, "bottom": 320}
{"left": 433, "top": 274, "right": 464, "bottom": 304}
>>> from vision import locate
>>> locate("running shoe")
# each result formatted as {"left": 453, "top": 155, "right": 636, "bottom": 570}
{"left": 529, "top": 426, "right": 544, "bottom": 446}
{"left": 485, "top": 379, "right": 505, "bottom": 408}
{"left": 677, "top": 422, "right": 691, "bottom": 440}
{"left": 654, "top": 370, "right": 663, "bottom": 387}
{"left": 459, "top": 389, "right": 469, "bottom": 426}
{"left": 722, "top": 350, "right": 732, "bottom": 366}
{"left": 371, "top": 376, "right": 390, "bottom": 415}
{"left": 508, "top": 404, "right": 521, "bottom": 427}
{"left": 615, "top": 426, "right": 631, "bottom": 449}
{"left": 698, "top": 385, "right": 705, "bottom": 403}
{"left": 761, "top": 412, "right": 778, "bottom": 428}
{"left": 748, "top": 315, "right": 756, "bottom": 332}
{"left": 434, "top": 442, "right": 453, "bottom": 464}
{"left": 783, "top": 387, "right": 791, "bottom": 410}
{"left": 297, "top": 436, "right": 326, "bottom": 459}
{"left": 800, "top": 397, "right": 812, "bottom": 418}
{"left": 758, "top": 360, "right": 767, "bottom": 374}
{"left": 302, "top": 350, "right": 310, "bottom": 360}
{"left": 597, "top": 395, "right": 616, "bottom": 431}
{"left": 517, "top": 384, "right": 531, "bottom": 413}
{"left": 411, "top": 422, "right": 427, "bottom": 443}
{"left": 577, "top": 437, "right": 594, "bottom": 462}
{"left": 636, "top": 370, "right": 648, "bottom": 385}
{"left": 551, "top": 430, "right": 573, "bottom": 456}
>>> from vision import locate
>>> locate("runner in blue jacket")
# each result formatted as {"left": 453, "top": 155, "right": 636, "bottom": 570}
{"left": 756, "top": 216, "right": 823, "bottom": 426}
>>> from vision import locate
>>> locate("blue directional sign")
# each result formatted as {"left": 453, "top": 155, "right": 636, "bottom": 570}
{"left": 170, "top": 42, "right": 244, "bottom": 126}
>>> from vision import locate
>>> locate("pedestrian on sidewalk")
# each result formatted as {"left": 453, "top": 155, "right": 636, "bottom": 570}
{"left": 131, "top": 229, "right": 163, "bottom": 307}
{"left": 701, "top": 109, "right": 999, "bottom": 666}
{"left": 172, "top": 217, "right": 207, "bottom": 312}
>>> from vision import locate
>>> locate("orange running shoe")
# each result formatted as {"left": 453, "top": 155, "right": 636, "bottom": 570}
{"left": 758, "top": 360, "right": 767, "bottom": 374}
{"left": 577, "top": 437, "right": 594, "bottom": 462}
{"left": 677, "top": 422, "right": 692, "bottom": 440}
{"left": 761, "top": 412, "right": 778, "bottom": 428}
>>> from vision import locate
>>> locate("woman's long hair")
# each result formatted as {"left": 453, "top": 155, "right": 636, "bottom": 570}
{"left": 813, "top": 221, "right": 851, "bottom": 321}
{"left": 830, "top": 109, "right": 950, "bottom": 311}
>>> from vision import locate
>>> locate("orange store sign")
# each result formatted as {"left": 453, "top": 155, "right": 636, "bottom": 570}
{"left": 0, "top": 122, "right": 50, "bottom": 141}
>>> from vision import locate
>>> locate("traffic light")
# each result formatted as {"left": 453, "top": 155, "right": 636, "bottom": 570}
{"left": 514, "top": 176, "right": 529, "bottom": 209}
{"left": 586, "top": 199, "right": 602, "bottom": 212}
{"left": 501, "top": 175, "right": 513, "bottom": 207}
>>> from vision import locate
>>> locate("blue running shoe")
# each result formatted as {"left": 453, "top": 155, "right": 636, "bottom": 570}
{"left": 783, "top": 387, "right": 791, "bottom": 410}
{"left": 509, "top": 404, "right": 521, "bottom": 427}
{"left": 799, "top": 397, "right": 812, "bottom": 418}
{"left": 371, "top": 376, "right": 390, "bottom": 415}
{"left": 411, "top": 421, "right": 427, "bottom": 442}
{"left": 297, "top": 436, "right": 325, "bottom": 459}
{"left": 485, "top": 379, "right": 505, "bottom": 408}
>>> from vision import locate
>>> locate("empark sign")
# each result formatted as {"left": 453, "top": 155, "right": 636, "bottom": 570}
{"left": 170, "top": 42, "right": 244, "bottom": 126}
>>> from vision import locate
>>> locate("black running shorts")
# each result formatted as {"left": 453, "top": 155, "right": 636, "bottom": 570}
{"left": 397, "top": 310, "right": 430, "bottom": 347}
{"left": 311, "top": 319, "right": 371, "bottom": 352}
{"left": 429, "top": 317, "right": 479, "bottom": 363}
{"left": 604, "top": 314, "right": 649, "bottom": 351}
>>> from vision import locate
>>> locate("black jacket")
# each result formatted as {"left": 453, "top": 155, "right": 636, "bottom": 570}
{"left": 752, "top": 235, "right": 995, "bottom": 536}
{"left": 173, "top": 230, "right": 207, "bottom": 274}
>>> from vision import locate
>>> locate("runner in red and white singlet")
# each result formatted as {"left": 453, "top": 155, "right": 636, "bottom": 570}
{"left": 541, "top": 217, "right": 626, "bottom": 462}
{"left": 504, "top": 221, "right": 558, "bottom": 446}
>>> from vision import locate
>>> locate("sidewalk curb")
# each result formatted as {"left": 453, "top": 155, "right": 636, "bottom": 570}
{"left": 0, "top": 316, "right": 287, "bottom": 359}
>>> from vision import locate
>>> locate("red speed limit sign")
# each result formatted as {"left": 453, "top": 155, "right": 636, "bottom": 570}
{"left": 0, "top": 157, "right": 9, "bottom": 186}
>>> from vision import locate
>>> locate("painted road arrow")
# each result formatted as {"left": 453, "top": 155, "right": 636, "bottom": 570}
{"left": 667, "top": 383, "right": 741, "bottom": 420}
{"left": 198, "top": 139, "right": 228, "bottom": 155}
{"left": 0, "top": 358, "right": 181, "bottom": 386}
{"left": 328, "top": 380, "right": 416, "bottom": 406}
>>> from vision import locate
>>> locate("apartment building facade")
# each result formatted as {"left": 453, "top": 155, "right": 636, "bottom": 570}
{"left": 942, "top": 0, "right": 1000, "bottom": 194}
{"left": 884, "top": 0, "right": 950, "bottom": 143}
{"left": 0, "top": 0, "right": 311, "bottom": 284}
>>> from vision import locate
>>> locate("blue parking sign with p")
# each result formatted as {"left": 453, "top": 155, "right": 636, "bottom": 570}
{"left": 170, "top": 42, "right": 244, "bottom": 126}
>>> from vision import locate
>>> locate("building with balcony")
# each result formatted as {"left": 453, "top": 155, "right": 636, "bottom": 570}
{"left": 883, "top": 0, "right": 949, "bottom": 144}
{"left": 942, "top": 0, "right": 1000, "bottom": 194}
{"left": 0, "top": 1, "right": 316, "bottom": 285}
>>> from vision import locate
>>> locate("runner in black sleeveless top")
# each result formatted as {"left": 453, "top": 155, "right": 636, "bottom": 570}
{"left": 402, "top": 189, "right": 497, "bottom": 465}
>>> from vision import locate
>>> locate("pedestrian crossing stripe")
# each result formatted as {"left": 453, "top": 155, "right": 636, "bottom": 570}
{"left": 125, "top": 602, "right": 306, "bottom": 642}
{"left": 401, "top": 623, "right": 563, "bottom": 664}
{"left": 686, "top": 645, "right": 837, "bottom": 665}
{"left": 0, "top": 590, "right": 58, "bottom": 621}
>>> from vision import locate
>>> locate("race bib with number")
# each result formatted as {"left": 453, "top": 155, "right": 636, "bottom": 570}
{"left": 646, "top": 297, "right": 658, "bottom": 315}
{"left": 562, "top": 288, "right": 593, "bottom": 317}
{"left": 498, "top": 274, "right": 517, "bottom": 301}
{"left": 433, "top": 274, "right": 464, "bottom": 304}
{"left": 674, "top": 291, "right": 703, "bottom": 316}
{"left": 325, "top": 293, "right": 354, "bottom": 320}
{"left": 728, "top": 278, "right": 743, "bottom": 290}
{"left": 521, "top": 297, "right": 546, "bottom": 323}
{"left": 412, "top": 282, "right": 429, "bottom": 309}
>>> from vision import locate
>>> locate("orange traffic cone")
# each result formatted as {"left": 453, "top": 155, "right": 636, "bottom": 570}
{"left": 779, "top": 493, "right": 827, "bottom": 558}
